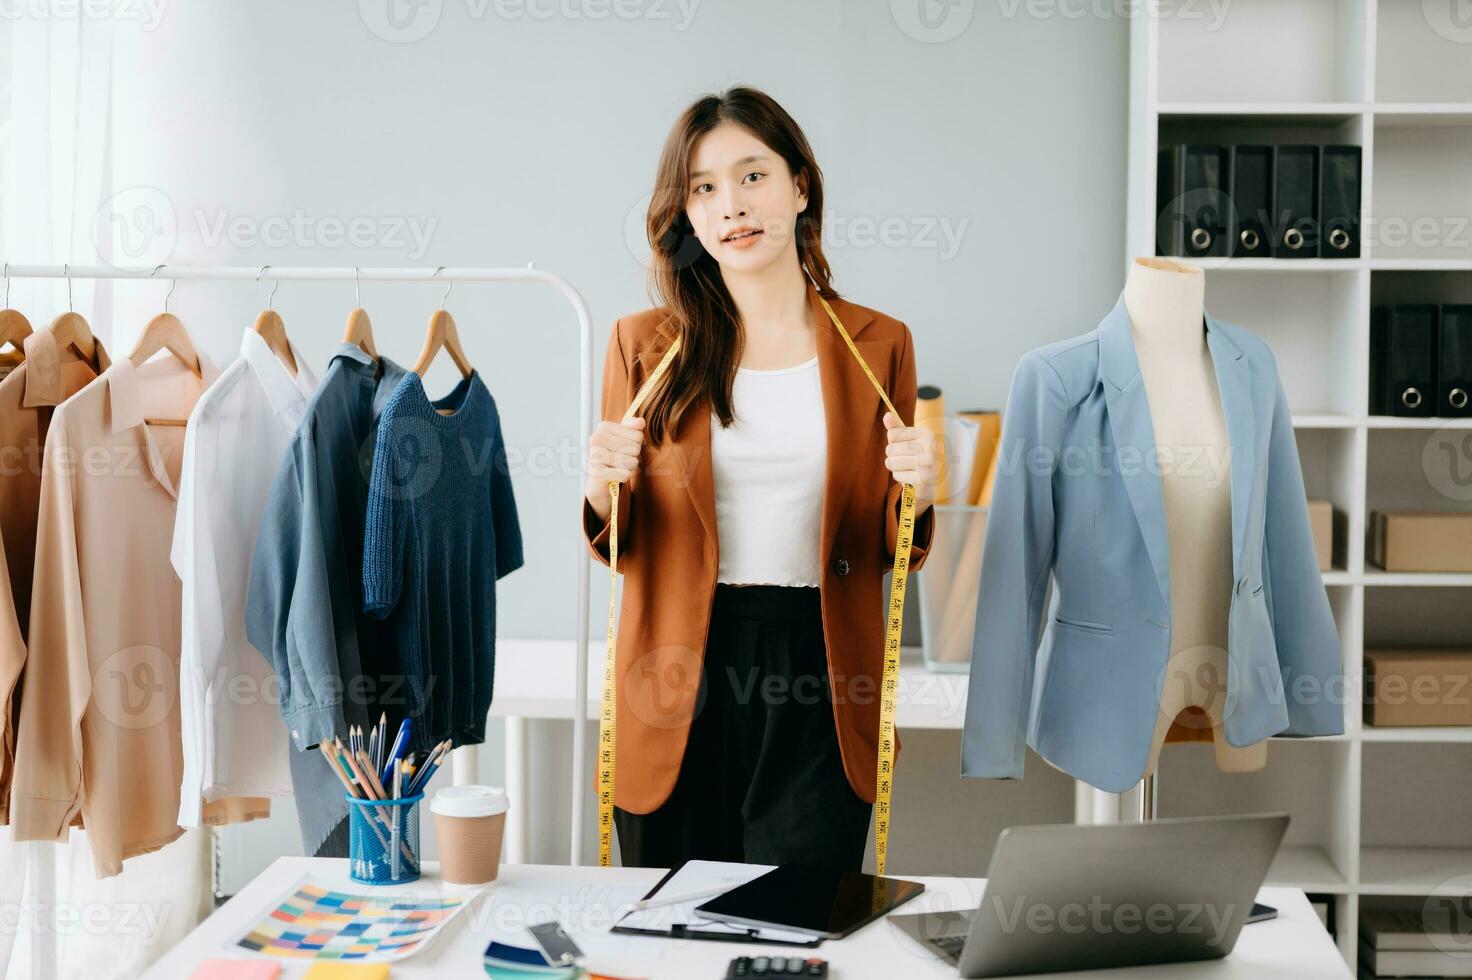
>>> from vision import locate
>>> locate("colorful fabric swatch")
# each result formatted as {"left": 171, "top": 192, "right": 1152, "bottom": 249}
{"left": 234, "top": 877, "right": 472, "bottom": 962}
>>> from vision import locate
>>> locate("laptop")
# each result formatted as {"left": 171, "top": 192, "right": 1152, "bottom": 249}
{"left": 890, "top": 812, "right": 1289, "bottom": 977}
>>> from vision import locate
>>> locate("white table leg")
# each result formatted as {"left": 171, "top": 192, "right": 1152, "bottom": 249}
{"left": 452, "top": 744, "right": 478, "bottom": 786}
{"left": 504, "top": 716, "right": 528, "bottom": 864}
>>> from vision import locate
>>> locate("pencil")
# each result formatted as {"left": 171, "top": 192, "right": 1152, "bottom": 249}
{"left": 319, "top": 743, "right": 359, "bottom": 798}
{"left": 337, "top": 738, "right": 379, "bottom": 800}
{"left": 375, "top": 712, "right": 388, "bottom": 772}
{"left": 358, "top": 749, "right": 388, "bottom": 799}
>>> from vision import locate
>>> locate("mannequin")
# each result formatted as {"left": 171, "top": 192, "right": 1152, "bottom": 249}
{"left": 1124, "top": 257, "right": 1268, "bottom": 776}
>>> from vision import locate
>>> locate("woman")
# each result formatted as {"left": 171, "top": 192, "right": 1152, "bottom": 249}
{"left": 582, "top": 86, "right": 939, "bottom": 871}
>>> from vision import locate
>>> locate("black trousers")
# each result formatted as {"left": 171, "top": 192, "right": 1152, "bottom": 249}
{"left": 613, "top": 584, "right": 872, "bottom": 871}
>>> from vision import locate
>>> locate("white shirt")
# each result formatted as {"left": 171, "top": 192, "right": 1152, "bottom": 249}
{"left": 172, "top": 330, "right": 318, "bottom": 826}
{"left": 710, "top": 355, "right": 827, "bottom": 586}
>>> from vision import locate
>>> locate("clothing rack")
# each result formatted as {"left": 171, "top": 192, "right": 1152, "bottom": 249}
{"left": 2, "top": 263, "right": 600, "bottom": 871}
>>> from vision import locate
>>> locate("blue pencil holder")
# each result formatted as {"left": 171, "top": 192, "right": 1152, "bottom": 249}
{"left": 347, "top": 792, "right": 424, "bottom": 885}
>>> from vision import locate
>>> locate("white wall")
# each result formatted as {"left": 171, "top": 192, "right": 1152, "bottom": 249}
{"left": 87, "top": 0, "right": 1128, "bottom": 887}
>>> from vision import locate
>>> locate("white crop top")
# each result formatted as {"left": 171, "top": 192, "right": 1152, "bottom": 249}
{"left": 710, "top": 355, "right": 827, "bottom": 586}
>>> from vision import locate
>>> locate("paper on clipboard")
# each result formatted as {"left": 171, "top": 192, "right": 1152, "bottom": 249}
{"left": 614, "top": 861, "right": 818, "bottom": 944}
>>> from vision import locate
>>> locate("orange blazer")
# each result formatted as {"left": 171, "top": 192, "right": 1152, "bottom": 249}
{"left": 581, "top": 280, "right": 936, "bottom": 814}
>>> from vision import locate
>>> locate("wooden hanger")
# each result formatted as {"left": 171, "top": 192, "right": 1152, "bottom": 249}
{"left": 252, "top": 272, "right": 298, "bottom": 376}
{"left": 45, "top": 266, "right": 100, "bottom": 365}
{"left": 129, "top": 278, "right": 202, "bottom": 426}
{"left": 47, "top": 311, "right": 98, "bottom": 362}
{"left": 0, "top": 265, "right": 32, "bottom": 372}
{"left": 0, "top": 312, "right": 29, "bottom": 374}
{"left": 342, "top": 308, "right": 379, "bottom": 361}
{"left": 1, "top": 310, "right": 34, "bottom": 351}
{"left": 342, "top": 270, "right": 380, "bottom": 362}
{"left": 412, "top": 276, "right": 472, "bottom": 379}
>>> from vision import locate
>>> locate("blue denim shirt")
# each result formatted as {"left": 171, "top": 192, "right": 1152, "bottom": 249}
{"left": 246, "top": 345, "right": 407, "bottom": 855}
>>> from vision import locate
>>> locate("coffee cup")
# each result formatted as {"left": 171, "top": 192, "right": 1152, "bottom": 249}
{"left": 431, "top": 785, "right": 508, "bottom": 884}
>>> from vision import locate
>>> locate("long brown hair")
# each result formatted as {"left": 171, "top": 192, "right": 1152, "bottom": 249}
{"left": 637, "top": 86, "right": 835, "bottom": 446}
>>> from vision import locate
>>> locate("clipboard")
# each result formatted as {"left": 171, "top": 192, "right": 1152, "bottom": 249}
{"left": 611, "top": 860, "right": 823, "bottom": 948}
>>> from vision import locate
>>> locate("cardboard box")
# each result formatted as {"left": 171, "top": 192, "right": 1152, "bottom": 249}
{"left": 1365, "top": 649, "right": 1472, "bottom": 727}
{"left": 1306, "top": 499, "right": 1338, "bottom": 572}
{"left": 1369, "top": 511, "right": 1472, "bottom": 573}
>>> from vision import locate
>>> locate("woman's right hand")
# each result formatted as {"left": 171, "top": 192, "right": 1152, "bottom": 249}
{"left": 585, "top": 414, "right": 646, "bottom": 523}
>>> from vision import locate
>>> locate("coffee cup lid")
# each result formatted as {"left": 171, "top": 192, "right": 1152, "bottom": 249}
{"left": 430, "top": 785, "right": 509, "bottom": 818}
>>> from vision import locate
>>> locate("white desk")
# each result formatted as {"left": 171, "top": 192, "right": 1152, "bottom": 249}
{"left": 146, "top": 858, "right": 1351, "bottom": 979}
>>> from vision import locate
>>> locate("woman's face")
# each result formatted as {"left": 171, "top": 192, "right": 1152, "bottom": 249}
{"left": 684, "top": 121, "right": 807, "bottom": 275}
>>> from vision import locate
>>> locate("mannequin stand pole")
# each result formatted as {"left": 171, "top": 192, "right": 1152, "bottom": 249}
{"left": 1137, "top": 773, "right": 1158, "bottom": 822}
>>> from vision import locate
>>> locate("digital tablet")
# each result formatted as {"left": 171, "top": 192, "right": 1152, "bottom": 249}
{"left": 694, "top": 864, "right": 925, "bottom": 940}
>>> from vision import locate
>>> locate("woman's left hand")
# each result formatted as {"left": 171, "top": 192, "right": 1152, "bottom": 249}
{"left": 882, "top": 412, "right": 938, "bottom": 514}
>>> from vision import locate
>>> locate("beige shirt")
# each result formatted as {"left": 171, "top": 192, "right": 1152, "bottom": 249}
{"left": 9, "top": 353, "right": 269, "bottom": 878}
{"left": 0, "top": 331, "right": 112, "bottom": 822}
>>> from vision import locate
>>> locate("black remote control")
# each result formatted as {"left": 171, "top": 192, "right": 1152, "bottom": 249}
{"left": 726, "top": 954, "right": 828, "bottom": 977}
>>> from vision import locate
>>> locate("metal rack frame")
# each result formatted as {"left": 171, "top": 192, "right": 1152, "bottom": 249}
{"left": 2, "top": 262, "right": 599, "bottom": 976}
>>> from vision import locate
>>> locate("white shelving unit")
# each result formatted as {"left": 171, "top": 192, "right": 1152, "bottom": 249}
{"left": 1127, "top": 2, "right": 1472, "bottom": 967}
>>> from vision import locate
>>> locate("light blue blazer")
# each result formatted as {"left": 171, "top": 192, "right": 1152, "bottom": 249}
{"left": 961, "top": 296, "right": 1345, "bottom": 793}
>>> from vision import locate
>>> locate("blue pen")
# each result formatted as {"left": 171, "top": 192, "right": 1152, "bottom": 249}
{"left": 380, "top": 718, "right": 412, "bottom": 786}
{"left": 407, "top": 755, "right": 442, "bottom": 797}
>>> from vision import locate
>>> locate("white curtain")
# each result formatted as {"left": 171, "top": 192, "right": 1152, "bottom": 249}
{"left": 1, "top": 6, "right": 112, "bottom": 326}
{"left": 1, "top": 11, "right": 213, "bottom": 980}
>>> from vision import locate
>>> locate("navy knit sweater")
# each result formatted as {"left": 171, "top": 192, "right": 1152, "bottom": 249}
{"left": 363, "top": 370, "right": 524, "bottom": 752}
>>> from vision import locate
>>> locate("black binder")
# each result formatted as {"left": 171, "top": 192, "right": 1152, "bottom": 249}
{"left": 1230, "top": 145, "right": 1273, "bottom": 258}
{"left": 1273, "top": 145, "right": 1318, "bottom": 258}
{"left": 1318, "top": 145, "right": 1362, "bottom": 258}
{"left": 1371, "top": 305, "right": 1439, "bottom": 417}
{"left": 1440, "top": 304, "right": 1472, "bottom": 417}
{"left": 1156, "top": 144, "right": 1230, "bottom": 258}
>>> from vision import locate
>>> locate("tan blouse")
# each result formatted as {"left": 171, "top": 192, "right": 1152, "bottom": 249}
{"left": 9, "top": 353, "right": 269, "bottom": 878}
{"left": 0, "top": 332, "right": 112, "bottom": 822}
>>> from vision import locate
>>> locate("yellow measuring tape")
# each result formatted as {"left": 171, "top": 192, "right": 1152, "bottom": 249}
{"left": 599, "top": 292, "right": 915, "bottom": 875}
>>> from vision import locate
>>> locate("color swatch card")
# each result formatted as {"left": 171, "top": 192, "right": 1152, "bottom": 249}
{"left": 234, "top": 877, "right": 474, "bottom": 961}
